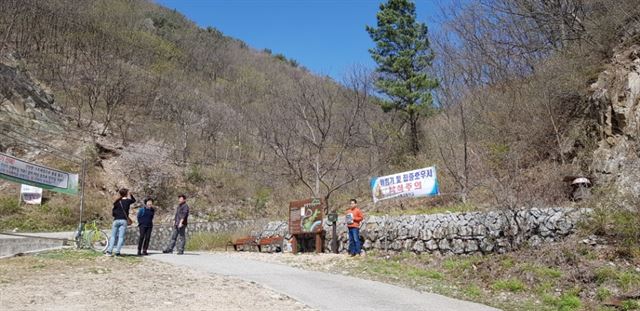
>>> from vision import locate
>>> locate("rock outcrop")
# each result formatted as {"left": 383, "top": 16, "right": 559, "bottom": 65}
{"left": 590, "top": 25, "right": 640, "bottom": 197}
{"left": 0, "top": 62, "right": 59, "bottom": 115}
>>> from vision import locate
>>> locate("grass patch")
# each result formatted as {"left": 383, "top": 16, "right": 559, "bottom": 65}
{"left": 594, "top": 267, "right": 640, "bottom": 291}
{"left": 618, "top": 271, "right": 640, "bottom": 291}
{"left": 543, "top": 294, "right": 582, "bottom": 311}
{"left": 500, "top": 257, "right": 515, "bottom": 269}
{"left": 186, "top": 232, "right": 233, "bottom": 251}
{"left": 0, "top": 197, "right": 21, "bottom": 216}
{"left": 491, "top": 278, "right": 526, "bottom": 292}
{"left": 535, "top": 281, "right": 555, "bottom": 295}
{"left": 536, "top": 267, "right": 562, "bottom": 279}
{"left": 442, "top": 257, "right": 475, "bottom": 272}
{"left": 464, "top": 284, "right": 482, "bottom": 298}
{"left": 596, "top": 287, "right": 612, "bottom": 301}
{"left": 0, "top": 190, "right": 111, "bottom": 232}
{"left": 336, "top": 248, "right": 636, "bottom": 311}
{"left": 361, "top": 257, "right": 443, "bottom": 281}
{"left": 35, "top": 249, "right": 103, "bottom": 260}
{"left": 581, "top": 188, "right": 640, "bottom": 259}
{"left": 595, "top": 267, "right": 619, "bottom": 284}
{"left": 408, "top": 268, "right": 443, "bottom": 280}
{"left": 520, "top": 263, "right": 563, "bottom": 280}
{"left": 366, "top": 258, "right": 402, "bottom": 275}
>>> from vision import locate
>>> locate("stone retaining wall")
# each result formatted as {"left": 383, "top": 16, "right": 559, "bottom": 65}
{"left": 328, "top": 207, "right": 588, "bottom": 254}
{"left": 123, "top": 207, "right": 588, "bottom": 255}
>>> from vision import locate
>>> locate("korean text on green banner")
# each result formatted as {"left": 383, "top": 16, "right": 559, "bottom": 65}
{"left": 370, "top": 166, "right": 439, "bottom": 203}
{"left": 0, "top": 152, "right": 79, "bottom": 195}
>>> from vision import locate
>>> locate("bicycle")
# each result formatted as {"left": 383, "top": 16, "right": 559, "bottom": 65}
{"left": 74, "top": 220, "right": 110, "bottom": 252}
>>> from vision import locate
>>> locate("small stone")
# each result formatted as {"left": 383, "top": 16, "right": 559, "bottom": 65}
{"left": 412, "top": 241, "right": 425, "bottom": 253}
{"left": 452, "top": 239, "right": 465, "bottom": 254}
{"left": 438, "top": 239, "right": 450, "bottom": 251}
{"left": 425, "top": 240, "right": 438, "bottom": 251}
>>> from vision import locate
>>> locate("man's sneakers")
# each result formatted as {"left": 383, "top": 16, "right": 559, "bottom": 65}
{"left": 104, "top": 251, "right": 112, "bottom": 257}
{"left": 177, "top": 251, "right": 184, "bottom": 255}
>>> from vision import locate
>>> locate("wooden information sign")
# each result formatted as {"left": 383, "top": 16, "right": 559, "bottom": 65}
{"left": 288, "top": 198, "right": 325, "bottom": 253}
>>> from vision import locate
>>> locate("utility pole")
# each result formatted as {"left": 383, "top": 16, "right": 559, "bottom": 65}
{"left": 79, "top": 158, "right": 87, "bottom": 224}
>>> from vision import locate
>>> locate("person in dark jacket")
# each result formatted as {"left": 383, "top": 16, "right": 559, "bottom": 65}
{"left": 136, "top": 197, "right": 155, "bottom": 256}
{"left": 106, "top": 188, "right": 135, "bottom": 256}
{"left": 163, "top": 194, "right": 189, "bottom": 255}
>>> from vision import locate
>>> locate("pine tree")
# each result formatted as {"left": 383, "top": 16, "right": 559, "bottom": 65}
{"left": 366, "top": 0, "right": 438, "bottom": 155}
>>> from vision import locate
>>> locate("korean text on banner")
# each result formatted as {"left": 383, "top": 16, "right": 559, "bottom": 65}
{"left": 0, "top": 152, "right": 79, "bottom": 195}
{"left": 370, "top": 166, "right": 439, "bottom": 203}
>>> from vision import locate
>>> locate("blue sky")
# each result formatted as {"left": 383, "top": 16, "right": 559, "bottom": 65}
{"left": 154, "top": 0, "right": 441, "bottom": 82}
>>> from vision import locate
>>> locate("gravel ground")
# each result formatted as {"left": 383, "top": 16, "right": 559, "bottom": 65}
{"left": 0, "top": 250, "right": 314, "bottom": 311}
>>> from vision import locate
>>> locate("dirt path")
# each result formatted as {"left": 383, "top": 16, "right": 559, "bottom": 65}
{"left": 0, "top": 249, "right": 313, "bottom": 311}
{"left": 145, "top": 250, "right": 499, "bottom": 311}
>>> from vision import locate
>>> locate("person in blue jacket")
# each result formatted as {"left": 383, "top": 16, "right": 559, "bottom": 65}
{"left": 136, "top": 197, "right": 155, "bottom": 256}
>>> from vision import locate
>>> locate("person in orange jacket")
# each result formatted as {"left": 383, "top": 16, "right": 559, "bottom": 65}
{"left": 345, "top": 198, "right": 364, "bottom": 256}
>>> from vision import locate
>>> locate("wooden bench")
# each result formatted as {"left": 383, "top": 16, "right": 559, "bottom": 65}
{"left": 226, "top": 235, "right": 284, "bottom": 252}
{"left": 226, "top": 236, "right": 259, "bottom": 252}
{"left": 257, "top": 236, "right": 284, "bottom": 253}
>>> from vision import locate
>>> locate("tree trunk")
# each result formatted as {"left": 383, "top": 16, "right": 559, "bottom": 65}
{"left": 314, "top": 153, "right": 320, "bottom": 197}
{"left": 460, "top": 102, "right": 469, "bottom": 203}
{"left": 409, "top": 112, "right": 420, "bottom": 156}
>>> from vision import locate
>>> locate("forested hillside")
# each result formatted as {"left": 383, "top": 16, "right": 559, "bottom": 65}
{"left": 1, "top": 0, "right": 639, "bottom": 231}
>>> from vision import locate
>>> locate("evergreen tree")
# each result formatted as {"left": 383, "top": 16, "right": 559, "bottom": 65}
{"left": 366, "top": 0, "right": 438, "bottom": 155}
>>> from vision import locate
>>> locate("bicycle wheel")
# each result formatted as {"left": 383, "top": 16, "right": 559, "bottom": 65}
{"left": 83, "top": 230, "right": 109, "bottom": 252}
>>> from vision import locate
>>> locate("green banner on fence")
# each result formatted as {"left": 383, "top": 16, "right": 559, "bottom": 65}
{"left": 0, "top": 152, "right": 78, "bottom": 195}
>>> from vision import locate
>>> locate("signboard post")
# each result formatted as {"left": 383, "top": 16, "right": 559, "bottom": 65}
{"left": 288, "top": 198, "right": 325, "bottom": 253}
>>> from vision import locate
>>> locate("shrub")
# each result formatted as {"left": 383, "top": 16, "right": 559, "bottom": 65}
{"left": 185, "top": 165, "right": 205, "bottom": 184}
{"left": 556, "top": 294, "right": 581, "bottom": 311}
{"left": 582, "top": 188, "right": 640, "bottom": 258}
{"left": 596, "top": 287, "right": 612, "bottom": 301}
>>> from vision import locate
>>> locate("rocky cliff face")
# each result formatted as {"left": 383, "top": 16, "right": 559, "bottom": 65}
{"left": 590, "top": 25, "right": 640, "bottom": 197}
{"left": 0, "top": 61, "right": 62, "bottom": 154}
{"left": 0, "top": 62, "right": 59, "bottom": 115}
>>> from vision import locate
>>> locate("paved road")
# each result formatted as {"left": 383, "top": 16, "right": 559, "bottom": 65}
{"left": 144, "top": 251, "right": 500, "bottom": 311}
